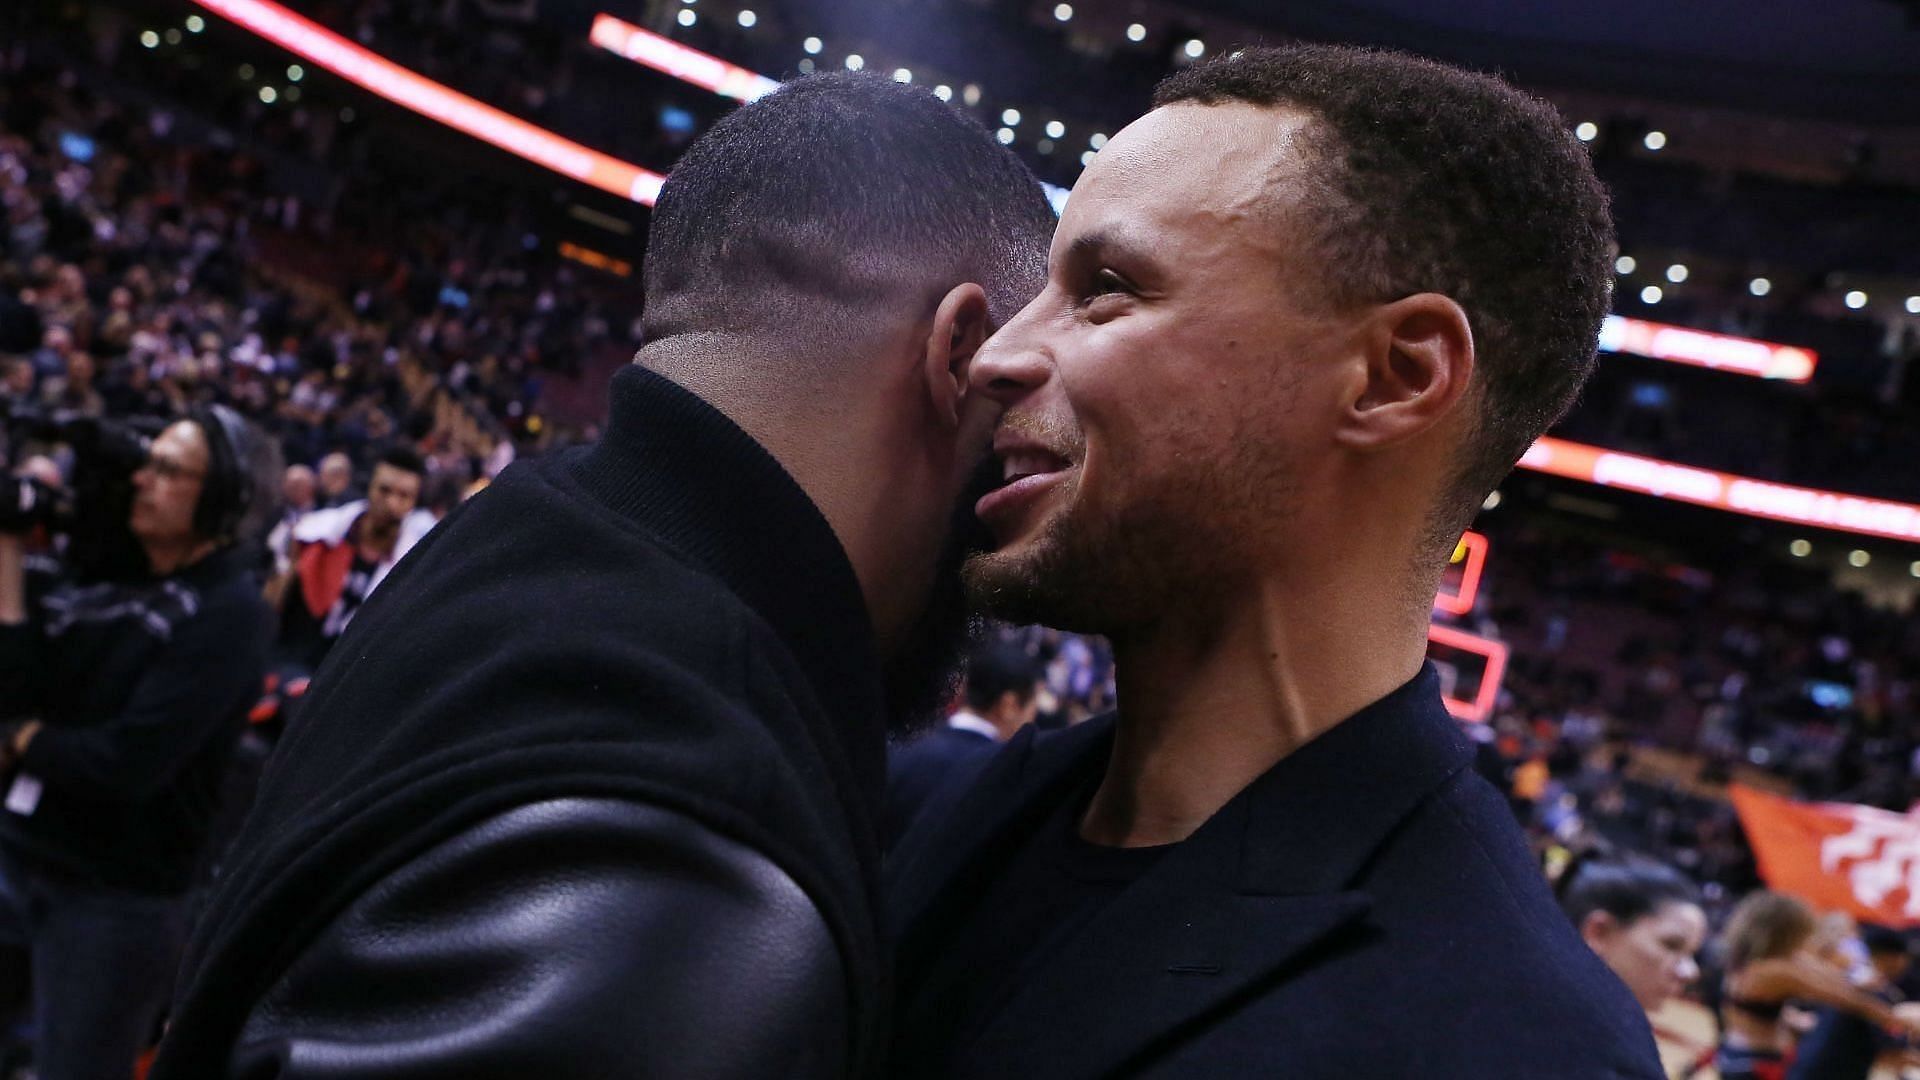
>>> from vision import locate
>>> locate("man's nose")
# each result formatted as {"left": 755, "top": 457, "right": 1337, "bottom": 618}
{"left": 969, "top": 318, "right": 1052, "bottom": 409}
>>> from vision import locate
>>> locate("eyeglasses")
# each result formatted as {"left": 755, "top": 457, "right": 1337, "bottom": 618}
{"left": 141, "top": 456, "right": 207, "bottom": 483}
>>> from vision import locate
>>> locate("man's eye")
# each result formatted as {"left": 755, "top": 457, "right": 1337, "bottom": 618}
{"left": 1084, "top": 269, "right": 1131, "bottom": 303}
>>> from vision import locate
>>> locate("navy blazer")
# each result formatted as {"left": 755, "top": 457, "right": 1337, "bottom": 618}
{"left": 886, "top": 724, "right": 999, "bottom": 849}
{"left": 887, "top": 667, "right": 1664, "bottom": 1078}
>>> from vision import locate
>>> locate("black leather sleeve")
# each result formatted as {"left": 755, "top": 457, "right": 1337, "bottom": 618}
{"left": 231, "top": 798, "right": 848, "bottom": 1079}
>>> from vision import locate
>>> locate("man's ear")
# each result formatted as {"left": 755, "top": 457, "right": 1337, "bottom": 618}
{"left": 923, "top": 283, "right": 992, "bottom": 428}
{"left": 1333, "top": 292, "right": 1475, "bottom": 451}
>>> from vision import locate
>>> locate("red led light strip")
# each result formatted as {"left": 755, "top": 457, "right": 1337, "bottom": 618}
{"left": 1433, "top": 530, "right": 1489, "bottom": 616}
{"left": 188, "top": 0, "right": 666, "bottom": 204}
{"left": 1517, "top": 437, "right": 1920, "bottom": 543}
{"left": 1427, "top": 623, "right": 1509, "bottom": 724}
{"left": 1599, "top": 315, "right": 1817, "bottom": 383}
{"left": 589, "top": 14, "right": 780, "bottom": 102}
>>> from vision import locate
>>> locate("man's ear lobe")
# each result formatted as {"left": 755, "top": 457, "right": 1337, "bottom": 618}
{"left": 1336, "top": 292, "right": 1474, "bottom": 451}
{"left": 925, "top": 282, "right": 992, "bottom": 427}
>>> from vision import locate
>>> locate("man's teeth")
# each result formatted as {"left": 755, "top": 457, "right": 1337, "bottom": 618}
{"left": 1003, "top": 452, "right": 1065, "bottom": 482}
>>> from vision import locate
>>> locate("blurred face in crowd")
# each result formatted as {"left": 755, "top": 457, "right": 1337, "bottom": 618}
{"left": 3, "top": 359, "right": 31, "bottom": 397}
{"left": 364, "top": 462, "right": 421, "bottom": 534}
{"left": 65, "top": 350, "right": 94, "bottom": 387}
{"left": 130, "top": 421, "right": 211, "bottom": 551}
{"left": 964, "top": 104, "right": 1369, "bottom": 630}
{"left": 318, "top": 453, "right": 352, "bottom": 498}
{"left": 283, "top": 465, "right": 316, "bottom": 512}
{"left": 1581, "top": 901, "right": 1707, "bottom": 1013}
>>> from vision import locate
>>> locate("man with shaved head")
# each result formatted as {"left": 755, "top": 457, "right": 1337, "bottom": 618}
{"left": 889, "top": 46, "right": 1664, "bottom": 1078}
{"left": 156, "top": 73, "right": 1055, "bottom": 1079}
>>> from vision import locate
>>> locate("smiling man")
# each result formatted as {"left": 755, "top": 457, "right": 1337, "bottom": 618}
{"left": 888, "top": 46, "right": 1664, "bottom": 1078}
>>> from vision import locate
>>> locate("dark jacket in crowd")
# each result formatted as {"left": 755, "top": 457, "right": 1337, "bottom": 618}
{"left": 0, "top": 545, "right": 268, "bottom": 894}
{"left": 154, "top": 366, "right": 890, "bottom": 1079}
{"left": 886, "top": 723, "right": 997, "bottom": 849}
{"left": 889, "top": 666, "right": 1665, "bottom": 1079}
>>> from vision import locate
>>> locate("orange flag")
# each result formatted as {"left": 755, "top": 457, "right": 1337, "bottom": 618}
{"left": 1730, "top": 784, "right": 1920, "bottom": 927}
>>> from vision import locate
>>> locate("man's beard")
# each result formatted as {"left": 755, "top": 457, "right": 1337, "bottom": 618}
{"left": 879, "top": 458, "right": 1001, "bottom": 738}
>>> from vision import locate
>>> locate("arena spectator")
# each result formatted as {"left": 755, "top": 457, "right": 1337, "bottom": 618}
{"left": 887, "top": 638, "right": 1042, "bottom": 847}
{"left": 1715, "top": 891, "right": 1920, "bottom": 1080}
{"left": 1557, "top": 851, "right": 1707, "bottom": 1014}
{"left": 276, "top": 446, "right": 431, "bottom": 668}
{"left": 0, "top": 407, "right": 276, "bottom": 1080}
{"left": 1787, "top": 923, "right": 1920, "bottom": 1080}
{"left": 315, "top": 452, "right": 355, "bottom": 508}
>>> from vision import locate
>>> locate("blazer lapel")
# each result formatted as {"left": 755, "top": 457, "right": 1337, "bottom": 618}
{"left": 954, "top": 667, "right": 1472, "bottom": 1079}
{"left": 957, "top": 801, "right": 1374, "bottom": 1080}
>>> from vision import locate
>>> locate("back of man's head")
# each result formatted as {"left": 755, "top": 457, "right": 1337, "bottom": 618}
{"left": 639, "top": 73, "right": 1056, "bottom": 369}
{"left": 962, "top": 640, "right": 1041, "bottom": 716}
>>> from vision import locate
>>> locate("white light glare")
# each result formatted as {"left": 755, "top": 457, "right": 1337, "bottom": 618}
{"left": 1614, "top": 255, "right": 1635, "bottom": 275}
{"left": 1749, "top": 277, "right": 1771, "bottom": 296}
{"left": 1789, "top": 539, "right": 1812, "bottom": 558}
{"left": 962, "top": 84, "right": 981, "bottom": 106}
{"left": 186, "top": 15, "right": 205, "bottom": 31}
{"left": 933, "top": 85, "right": 952, "bottom": 102}
{"left": 1002, "top": 108, "right": 1021, "bottom": 125}
{"left": 737, "top": 10, "right": 756, "bottom": 28}
{"left": 1906, "top": 296, "right": 1920, "bottom": 314}
{"left": 1054, "top": 3, "right": 1073, "bottom": 21}
{"left": 1640, "top": 285, "right": 1662, "bottom": 304}
{"left": 1848, "top": 549, "right": 1871, "bottom": 567}
{"left": 140, "top": 30, "right": 160, "bottom": 48}
{"left": 893, "top": 68, "right": 912, "bottom": 83}
{"left": 1574, "top": 122, "right": 1598, "bottom": 142}
{"left": 259, "top": 86, "right": 278, "bottom": 104}
{"left": 287, "top": 64, "right": 304, "bottom": 81}
{"left": 802, "top": 36, "right": 822, "bottom": 54}
{"left": 995, "top": 127, "right": 1015, "bottom": 145}
{"left": 1184, "top": 38, "right": 1205, "bottom": 59}
{"left": 1665, "top": 263, "right": 1688, "bottom": 283}
{"left": 1080, "top": 150, "right": 1095, "bottom": 166}
{"left": 1045, "top": 120, "right": 1066, "bottom": 138}
{"left": 1643, "top": 130, "right": 1667, "bottom": 150}
{"left": 676, "top": 8, "right": 696, "bottom": 26}
{"left": 844, "top": 53, "right": 864, "bottom": 70}
{"left": 1126, "top": 23, "right": 1147, "bottom": 42}
{"left": 1089, "top": 132, "right": 1107, "bottom": 149}
{"left": 1845, "top": 290, "right": 1868, "bottom": 309}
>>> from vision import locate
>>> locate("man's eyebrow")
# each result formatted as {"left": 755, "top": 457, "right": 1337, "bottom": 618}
{"left": 1063, "top": 229, "right": 1154, "bottom": 270}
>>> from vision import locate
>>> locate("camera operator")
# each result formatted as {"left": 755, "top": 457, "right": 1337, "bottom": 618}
{"left": 0, "top": 405, "right": 276, "bottom": 1080}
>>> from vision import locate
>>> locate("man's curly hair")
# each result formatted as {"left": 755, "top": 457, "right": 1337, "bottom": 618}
{"left": 1155, "top": 45, "right": 1615, "bottom": 539}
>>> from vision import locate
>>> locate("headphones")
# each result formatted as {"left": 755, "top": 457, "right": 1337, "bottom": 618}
{"left": 191, "top": 403, "right": 255, "bottom": 543}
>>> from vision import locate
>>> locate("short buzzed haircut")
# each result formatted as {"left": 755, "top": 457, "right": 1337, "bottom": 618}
{"left": 961, "top": 640, "right": 1041, "bottom": 714}
{"left": 1154, "top": 46, "right": 1615, "bottom": 539}
{"left": 641, "top": 73, "right": 1057, "bottom": 354}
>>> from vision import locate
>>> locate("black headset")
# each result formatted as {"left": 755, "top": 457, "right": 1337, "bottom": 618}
{"left": 191, "top": 403, "right": 254, "bottom": 542}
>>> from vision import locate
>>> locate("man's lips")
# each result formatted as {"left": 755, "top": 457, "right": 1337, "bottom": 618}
{"left": 975, "top": 443, "right": 1073, "bottom": 527}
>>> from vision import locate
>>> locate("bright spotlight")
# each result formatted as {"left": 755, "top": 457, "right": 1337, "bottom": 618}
{"left": 1789, "top": 539, "right": 1812, "bottom": 558}
{"left": 995, "top": 127, "right": 1015, "bottom": 145}
{"left": 259, "top": 86, "right": 278, "bottom": 104}
{"left": 287, "top": 64, "right": 304, "bottom": 81}
{"left": 140, "top": 30, "right": 160, "bottom": 48}
{"left": 1848, "top": 550, "right": 1871, "bottom": 568}
{"left": 186, "top": 15, "right": 205, "bottom": 31}
{"left": 1054, "top": 3, "right": 1073, "bottom": 21}
{"left": 1906, "top": 296, "right": 1920, "bottom": 314}
{"left": 1045, "top": 120, "right": 1066, "bottom": 138}
{"left": 1080, "top": 150, "right": 1095, "bottom": 166}
{"left": 1574, "top": 122, "right": 1598, "bottom": 142}
{"left": 676, "top": 8, "right": 696, "bottom": 26}
{"left": 1614, "top": 255, "right": 1636, "bottom": 275}
{"left": 1183, "top": 38, "right": 1205, "bottom": 58}
{"left": 1749, "top": 277, "right": 1771, "bottom": 297}
{"left": 933, "top": 84, "right": 952, "bottom": 101}
{"left": 802, "top": 36, "right": 822, "bottom": 54}
{"left": 962, "top": 84, "right": 981, "bottom": 106}
{"left": 737, "top": 10, "right": 756, "bottom": 27}
{"left": 1845, "top": 290, "right": 1868, "bottom": 309}
{"left": 1665, "top": 263, "right": 1688, "bottom": 283}
{"left": 844, "top": 53, "right": 864, "bottom": 70}
{"left": 1089, "top": 132, "right": 1107, "bottom": 149}
{"left": 1642, "top": 130, "right": 1667, "bottom": 150}
{"left": 893, "top": 68, "right": 912, "bottom": 83}
{"left": 1002, "top": 108, "right": 1021, "bottom": 125}
{"left": 1640, "top": 285, "right": 1662, "bottom": 304}
{"left": 1126, "top": 23, "right": 1147, "bottom": 42}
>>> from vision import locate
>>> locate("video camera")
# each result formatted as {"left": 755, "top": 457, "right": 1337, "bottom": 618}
{"left": 0, "top": 401, "right": 167, "bottom": 582}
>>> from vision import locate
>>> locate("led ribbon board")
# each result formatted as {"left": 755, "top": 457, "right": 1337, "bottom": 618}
{"left": 1598, "top": 315, "right": 1817, "bottom": 382}
{"left": 190, "top": 0, "right": 666, "bottom": 204}
{"left": 1427, "top": 623, "right": 1509, "bottom": 724}
{"left": 589, "top": 14, "right": 781, "bottom": 102}
{"left": 1519, "top": 437, "right": 1920, "bottom": 543}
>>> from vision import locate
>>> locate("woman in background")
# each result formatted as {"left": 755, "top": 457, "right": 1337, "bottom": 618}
{"left": 1714, "top": 891, "right": 1920, "bottom": 1080}
{"left": 1559, "top": 851, "right": 1708, "bottom": 1015}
